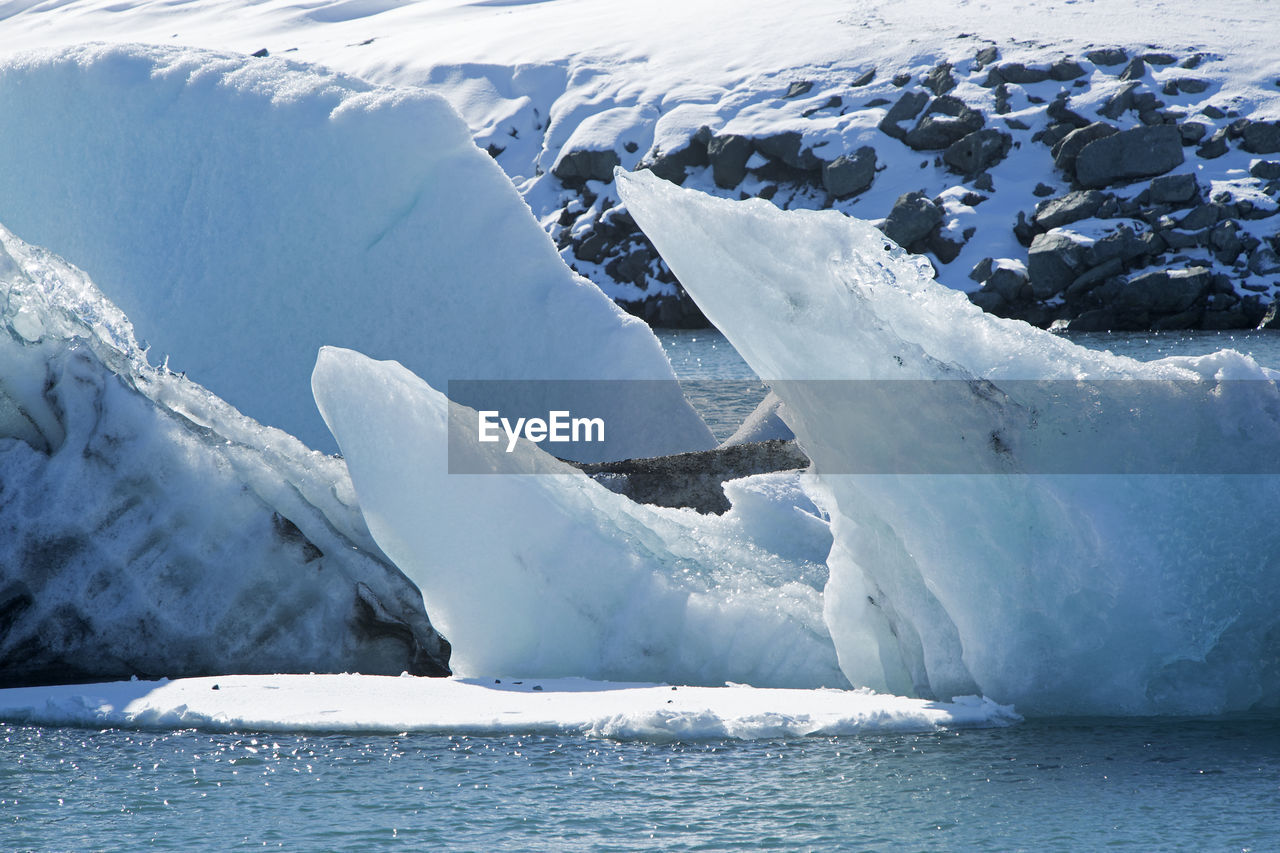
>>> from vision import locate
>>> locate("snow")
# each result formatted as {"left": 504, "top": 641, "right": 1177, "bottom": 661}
{"left": 0, "top": 42, "right": 712, "bottom": 459}
{"left": 312, "top": 345, "right": 846, "bottom": 689}
{"left": 0, "top": 674, "right": 1020, "bottom": 739}
{"left": 618, "top": 168, "right": 1280, "bottom": 716}
{"left": 0, "top": 223, "right": 449, "bottom": 684}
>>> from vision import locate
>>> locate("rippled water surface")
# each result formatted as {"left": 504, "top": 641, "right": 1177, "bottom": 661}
{"left": 5, "top": 719, "right": 1280, "bottom": 851}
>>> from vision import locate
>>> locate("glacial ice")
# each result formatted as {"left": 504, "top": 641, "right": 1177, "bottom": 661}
{"left": 0, "top": 225, "right": 449, "bottom": 686}
{"left": 0, "top": 43, "right": 712, "bottom": 459}
{"left": 618, "top": 168, "right": 1280, "bottom": 716}
{"left": 312, "top": 346, "right": 848, "bottom": 689}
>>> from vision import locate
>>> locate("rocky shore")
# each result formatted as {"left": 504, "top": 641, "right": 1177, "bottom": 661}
{"left": 528, "top": 45, "right": 1280, "bottom": 331}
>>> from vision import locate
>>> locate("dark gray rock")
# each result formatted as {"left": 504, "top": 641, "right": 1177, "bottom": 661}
{"left": 1201, "top": 104, "right": 1227, "bottom": 119}
{"left": 1049, "top": 59, "right": 1086, "bottom": 80}
{"left": 892, "top": 72, "right": 912, "bottom": 87}
{"left": 1173, "top": 77, "right": 1209, "bottom": 94}
{"left": 1148, "top": 173, "right": 1200, "bottom": 204}
{"left": 1161, "top": 228, "right": 1209, "bottom": 250}
{"left": 1085, "top": 47, "right": 1128, "bottom": 67}
{"left": 974, "top": 46, "right": 1000, "bottom": 69}
{"left": 1142, "top": 52, "right": 1177, "bottom": 66}
{"left": 1115, "top": 267, "right": 1213, "bottom": 313}
{"left": 553, "top": 148, "right": 622, "bottom": 185}
{"left": 904, "top": 96, "right": 984, "bottom": 151}
{"left": 1064, "top": 257, "right": 1125, "bottom": 300}
{"left": 878, "top": 91, "right": 930, "bottom": 140}
{"left": 969, "top": 256, "right": 995, "bottom": 282}
{"left": 1048, "top": 95, "right": 1091, "bottom": 128}
{"left": 644, "top": 138, "right": 710, "bottom": 185}
{"left": 1178, "top": 203, "right": 1223, "bottom": 230}
{"left": 784, "top": 81, "right": 814, "bottom": 99}
{"left": 969, "top": 291, "right": 1006, "bottom": 312}
{"left": 1249, "top": 247, "right": 1280, "bottom": 276}
{"left": 573, "top": 232, "right": 608, "bottom": 263}
{"left": 1241, "top": 121, "right": 1280, "bottom": 154}
{"left": 1251, "top": 160, "right": 1280, "bottom": 180}
{"left": 1119, "top": 57, "right": 1147, "bottom": 81}
{"left": 1178, "top": 122, "right": 1209, "bottom": 145}
{"left": 880, "top": 191, "right": 943, "bottom": 248}
{"left": 1053, "top": 121, "right": 1119, "bottom": 177}
{"left": 822, "top": 147, "right": 877, "bottom": 198}
{"left": 707, "top": 134, "right": 753, "bottom": 188}
{"left": 852, "top": 68, "right": 876, "bottom": 87}
{"left": 1196, "top": 128, "right": 1229, "bottom": 159}
{"left": 1028, "top": 230, "right": 1089, "bottom": 298}
{"left": 570, "top": 439, "right": 810, "bottom": 515}
{"left": 943, "top": 128, "right": 1012, "bottom": 175}
{"left": 995, "top": 62, "right": 1050, "bottom": 84}
{"left": 1033, "top": 190, "right": 1105, "bottom": 230}
{"left": 753, "top": 131, "right": 822, "bottom": 171}
{"left": 923, "top": 63, "right": 956, "bottom": 96}
{"left": 1074, "top": 124, "right": 1184, "bottom": 188}
{"left": 985, "top": 265, "right": 1030, "bottom": 301}
{"left": 1210, "top": 221, "right": 1244, "bottom": 264}
{"left": 1098, "top": 81, "right": 1141, "bottom": 119}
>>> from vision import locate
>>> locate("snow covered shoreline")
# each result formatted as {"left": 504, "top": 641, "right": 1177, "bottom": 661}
{"left": 0, "top": 674, "right": 1020, "bottom": 739}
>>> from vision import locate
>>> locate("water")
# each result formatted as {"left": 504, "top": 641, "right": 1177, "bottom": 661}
{"left": 5, "top": 720, "right": 1280, "bottom": 850}
{"left": 7, "top": 329, "right": 1280, "bottom": 850}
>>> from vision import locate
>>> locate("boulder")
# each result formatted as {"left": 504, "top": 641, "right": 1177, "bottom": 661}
{"left": 878, "top": 91, "right": 930, "bottom": 140}
{"left": 552, "top": 147, "right": 622, "bottom": 185}
{"left": 1148, "top": 173, "right": 1200, "bottom": 205}
{"left": 1053, "top": 121, "right": 1119, "bottom": 177}
{"left": 1049, "top": 59, "right": 1086, "bottom": 81}
{"left": 1114, "top": 268, "right": 1213, "bottom": 313}
{"left": 1178, "top": 122, "right": 1209, "bottom": 145}
{"left": 707, "top": 134, "right": 753, "bottom": 188}
{"left": 644, "top": 138, "right": 710, "bottom": 185}
{"left": 1027, "top": 230, "right": 1090, "bottom": 298}
{"left": 1250, "top": 160, "right": 1280, "bottom": 180}
{"left": 1098, "top": 82, "right": 1141, "bottom": 119}
{"left": 784, "top": 81, "right": 813, "bottom": 99}
{"left": 1119, "top": 57, "right": 1147, "bottom": 81}
{"left": 1085, "top": 47, "right": 1128, "bottom": 67}
{"left": 904, "top": 96, "right": 985, "bottom": 151}
{"left": 879, "top": 191, "right": 943, "bottom": 249}
{"left": 923, "top": 63, "right": 956, "bottom": 95}
{"left": 1241, "top": 121, "right": 1280, "bottom": 154}
{"left": 753, "top": 131, "right": 822, "bottom": 171}
{"left": 822, "top": 147, "right": 877, "bottom": 198}
{"left": 1074, "top": 125, "right": 1184, "bottom": 188}
{"left": 1197, "top": 128, "right": 1229, "bottom": 159}
{"left": 851, "top": 68, "right": 876, "bottom": 87}
{"left": 1033, "top": 190, "right": 1105, "bottom": 230}
{"left": 994, "top": 62, "right": 1050, "bottom": 84}
{"left": 985, "top": 264, "right": 1030, "bottom": 301}
{"left": 943, "top": 128, "right": 1012, "bottom": 175}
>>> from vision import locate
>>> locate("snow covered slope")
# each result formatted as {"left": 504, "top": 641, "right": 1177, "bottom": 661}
{"left": 0, "top": 43, "right": 712, "bottom": 457}
{"left": 0, "top": 224, "right": 450, "bottom": 686}
{"left": 619, "top": 168, "right": 1280, "bottom": 717}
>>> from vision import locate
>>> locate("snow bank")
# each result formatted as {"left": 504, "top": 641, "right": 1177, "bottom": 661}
{"left": 312, "top": 346, "right": 846, "bottom": 689}
{"left": 0, "top": 224, "right": 450, "bottom": 685}
{"left": 618, "top": 169, "right": 1280, "bottom": 716}
{"left": 0, "top": 674, "right": 1020, "bottom": 739}
{"left": 0, "top": 43, "right": 711, "bottom": 458}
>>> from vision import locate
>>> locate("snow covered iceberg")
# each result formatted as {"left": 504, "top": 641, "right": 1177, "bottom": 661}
{"left": 0, "top": 43, "right": 711, "bottom": 459}
{"left": 618, "top": 168, "right": 1280, "bottom": 716}
{"left": 0, "top": 225, "right": 450, "bottom": 686}
{"left": 312, "top": 346, "right": 847, "bottom": 689}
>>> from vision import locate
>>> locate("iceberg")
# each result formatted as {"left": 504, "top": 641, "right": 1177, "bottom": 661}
{"left": 617, "top": 169, "right": 1280, "bottom": 716}
{"left": 0, "top": 225, "right": 450, "bottom": 686}
{"left": 0, "top": 43, "right": 712, "bottom": 459}
{"left": 312, "top": 346, "right": 848, "bottom": 689}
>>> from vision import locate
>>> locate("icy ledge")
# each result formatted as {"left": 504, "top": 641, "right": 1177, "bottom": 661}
{"left": 618, "top": 168, "right": 1280, "bottom": 717}
{"left": 0, "top": 675, "right": 1020, "bottom": 740}
{"left": 0, "top": 226, "right": 450, "bottom": 686}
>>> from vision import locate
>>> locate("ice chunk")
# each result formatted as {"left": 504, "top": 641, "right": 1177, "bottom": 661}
{"left": 313, "top": 346, "right": 847, "bottom": 688}
{"left": 0, "top": 44, "right": 712, "bottom": 459}
{"left": 0, "top": 225, "right": 450, "bottom": 686}
{"left": 618, "top": 168, "right": 1280, "bottom": 716}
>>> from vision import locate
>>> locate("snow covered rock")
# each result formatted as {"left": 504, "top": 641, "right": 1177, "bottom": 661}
{"left": 0, "top": 43, "right": 712, "bottom": 460}
{"left": 619, "top": 168, "right": 1280, "bottom": 716}
{"left": 0, "top": 226, "right": 450, "bottom": 687}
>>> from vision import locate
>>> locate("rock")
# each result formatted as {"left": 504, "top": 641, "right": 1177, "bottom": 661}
{"left": 1249, "top": 247, "right": 1280, "bottom": 276}
{"left": 822, "top": 147, "right": 877, "bottom": 198}
{"left": 753, "top": 131, "right": 822, "bottom": 171}
{"left": 552, "top": 147, "right": 622, "bottom": 185}
{"left": 852, "top": 68, "right": 876, "bottom": 87}
{"left": 1098, "top": 81, "right": 1140, "bottom": 119}
{"left": 943, "top": 128, "right": 1012, "bottom": 175}
{"left": 1033, "top": 183, "right": 1055, "bottom": 197}
{"left": 706, "top": 134, "right": 753, "bottom": 188}
{"left": 1033, "top": 190, "right": 1106, "bottom": 230}
{"left": 1174, "top": 77, "right": 1209, "bottom": 94}
{"left": 1161, "top": 228, "right": 1208, "bottom": 250}
{"left": 969, "top": 257, "right": 995, "bottom": 282}
{"left": 1048, "top": 95, "right": 1091, "bottom": 128}
{"left": 784, "top": 81, "right": 814, "bottom": 99}
{"left": 1178, "top": 203, "right": 1223, "bottom": 230}
{"left": 644, "top": 138, "right": 710, "bottom": 185}
{"left": 1201, "top": 104, "right": 1227, "bottom": 119}
{"left": 994, "top": 62, "right": 1050, "bottom": 84}
{"left": 904, "top": 95, "right": 984, "bottom": 151}
{"left": 1210, "top": 221, "right": 1244, "bottom": 264}
{"left": 985, "top": 264, "right": 1030, "bottom": 301}
{"left": 1119, "top": 57, "right": 1147, "bottom": 81}
{"left": 573, "top": 232, "right": 608, "bottom": 263}
{"left": 1053, "top": 121, "right": 1118, "bottom": 177}
{"left": 878, "top": 90, "right": 930, "bottom": 140}
{"left": 1027, "top": 230, "right": 1089, "bottom": 298}
{"left": 993, "top": 83, "right": 1012, "bottom": 114}
{"left": 1115, "top": 267, "right": 1213, "bottom": 313}
{"left": 923, "top": 63, "right": 956, "bottom": 96}
{"left": 570, "top": 439, "right": 809, "bottom": 515}
{"left": 975, "top": 172, "right": 995, "bottom": 192}
{"left": 1241, "top": 121, "right": 1280, "bottom": 154}
{"left": 970, "top": 290, "right": 1006, "bottom": 312}
{"left": 1085, "top": 47, "right": 1128, "bottom": 67}
{"left": 1251, "top": 160, "right": 1280, "bottom": 180}
{"left": 1064, "top": 256, "right": 1125, "bottom": 300}
{"left": 1197, "top": 128, "right": 1229, "bottom": 159}
{"left": 1148, "top": 173, "right": 1200, "bottom": 204}
{"left": 1074, "top": 124, "right": 1184, "bottom": 188}
{"left": 974, "top": 46, "right": 1000, "bottom": 69}
{"left": 1178, "top": 122, "right": 1209, "bottom": 145}
{"left": 892, "top": 72, "right": 912, "bottom": 87}
{"left": 1049, "top": 59, "right": 1086, "bottom": 81}
{"left": 802, "top": 96, "right": 843, "bottom": 117}
{"left": 880, "top": 191, "right": 943, "bottom": 249}
{"left": 1142, "top": 52, "right": 1177, "bottom": 66}
{"left": 251, "top": 48, "right": 269, "bottom": 58}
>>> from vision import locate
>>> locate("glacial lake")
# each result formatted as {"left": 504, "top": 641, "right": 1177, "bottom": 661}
{"left": 6, "top": 328, "right": 1280, "bottom": 851}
